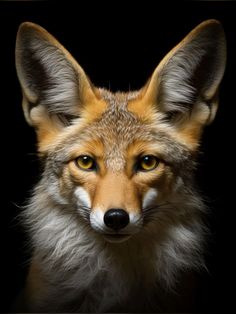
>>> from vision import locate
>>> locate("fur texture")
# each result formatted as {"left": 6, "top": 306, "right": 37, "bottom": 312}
{"left": 15, "top": 20, "right": 226, "bottom": 312}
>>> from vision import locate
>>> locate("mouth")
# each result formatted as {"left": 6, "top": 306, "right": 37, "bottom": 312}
{"left": 103, "top": 233, "right": 131, "bottom": 243}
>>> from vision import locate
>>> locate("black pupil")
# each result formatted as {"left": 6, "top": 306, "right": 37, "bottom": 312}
{"left": 143, "top": 156, "right": 154, "bottom": 166}
{"left": 82, "top": 156, "right": 92, "bottom": 165}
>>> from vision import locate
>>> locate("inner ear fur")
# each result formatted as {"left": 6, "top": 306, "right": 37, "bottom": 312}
{"left": 142, "top": 19, "right": 226, "bottom": 127}
{"left": 15, "top": 22, "right": 98, "bottom": 128}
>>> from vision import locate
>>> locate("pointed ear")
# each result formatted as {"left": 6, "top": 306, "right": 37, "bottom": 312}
{"left": 15, "top": 22, "right": 97, "bottom": 130}
{"left": 143, "top": 19, "right": 226, "bottom": 128}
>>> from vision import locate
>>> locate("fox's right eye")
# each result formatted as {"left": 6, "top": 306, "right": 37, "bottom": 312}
{"left": 75, "top": 155, "right": 96, "bottom": 171}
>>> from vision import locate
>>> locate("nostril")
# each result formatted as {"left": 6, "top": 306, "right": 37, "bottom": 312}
{"left": 104, "top": 208, "right": 130, "bottom": 231}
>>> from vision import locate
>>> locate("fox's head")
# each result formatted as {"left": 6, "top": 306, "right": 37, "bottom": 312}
{"left": 16, "top": 20, "right": 226, "bottom": 244}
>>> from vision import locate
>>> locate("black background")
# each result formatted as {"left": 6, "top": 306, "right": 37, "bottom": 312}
{"left": 0, "top": 1, "right": 235, "bottom": 312}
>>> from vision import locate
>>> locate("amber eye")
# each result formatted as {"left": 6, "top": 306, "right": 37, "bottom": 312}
{"left": 75, "top": 155, "right": 96, "bottom": 171}
{"left": 138, "top": 155, "right": 159, "bottom": 172}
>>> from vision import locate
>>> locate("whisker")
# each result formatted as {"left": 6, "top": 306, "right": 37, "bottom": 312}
{"left": 77, "top": 205, "right": 91, "bottom": 223}
{"left": 142, "top": 202, "right": 176, "bottom": 225}
{"left": 142, "top": 201, "right": 171, "bottom": 214}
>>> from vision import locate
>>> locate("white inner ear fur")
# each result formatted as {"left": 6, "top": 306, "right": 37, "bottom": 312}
{"left": 160, "top": 48, "right": 204, "bottom": 112}
{"left": 28, "top": 39, "right": 79, "bottom": 114}
{"left": 145, "top": 21, "right": 227, "bottom": 125}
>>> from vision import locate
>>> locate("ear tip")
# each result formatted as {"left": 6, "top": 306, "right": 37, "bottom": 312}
{"left": 18, "top": 21, "right": 43, "bottom": 32}
{"left": 191, "top": 19, "right": 226, "bottom": 55}
{"left": 200, "top": 19, "right": 222, "bottom": 26}
{"left": 197, "top": 19, "right": 225, "bottom": 37}
{"left": 198, "top": 19, "right": 222, "bottom": 28}
{"left": 17, "top": 21, "right": 48, "bottom": 43}
{"left": 18, "top": 22, "right": 39, "bottom": 35}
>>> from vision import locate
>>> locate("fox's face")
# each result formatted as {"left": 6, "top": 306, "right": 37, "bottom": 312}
{"left": 16, "top": 21, "right": 226, "bottom": 244}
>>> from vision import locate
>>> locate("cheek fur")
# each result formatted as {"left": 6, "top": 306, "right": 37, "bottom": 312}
{"left": 74, "top": 186, "right": 92, "bottom": 208}
{"left": 142, "top": 188, "right": 158, "bottom": 209}
{"left": 90, "top": 208, "right": 106, "bottom": 233}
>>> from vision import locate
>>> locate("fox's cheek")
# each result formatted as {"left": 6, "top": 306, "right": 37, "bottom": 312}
{"left": 74, "top": 186, "right": 92, "bottom": 208}
{"left": 90, "top": 208, "right": 106, "bottom": 232}
{"left": 142, "top": 188, "right": 158, "bottom": 209}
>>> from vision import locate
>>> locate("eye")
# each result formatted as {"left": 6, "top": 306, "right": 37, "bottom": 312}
{"left": 75, "top": 155, "right": 96, "bottom": 171}
{"left": 137, "top": 155, "right": 159, "bottom": 172}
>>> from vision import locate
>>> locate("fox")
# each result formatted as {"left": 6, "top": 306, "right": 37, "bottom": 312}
{"left": 14, "top": 19, "right": 226, "bottom": 312}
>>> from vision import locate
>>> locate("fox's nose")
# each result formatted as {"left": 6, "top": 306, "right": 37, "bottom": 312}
{"left": 104, "top": 208, "right": 130, "bottom": 231}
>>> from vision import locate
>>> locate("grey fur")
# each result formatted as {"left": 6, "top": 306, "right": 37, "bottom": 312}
{"left": 15, "top": 20, "right": 226, "bottom": 313}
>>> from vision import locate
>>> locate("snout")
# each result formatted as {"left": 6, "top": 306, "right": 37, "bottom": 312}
{"left": 90, "top": 208, "right": 142, "bottom": 243}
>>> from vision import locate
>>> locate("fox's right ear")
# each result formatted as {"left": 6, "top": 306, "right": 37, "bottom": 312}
{"left": 135, "top": 20, "right": 226, "bottom": 136}
{"left": 15, "top": 22, "right": 98, "bottom": 130}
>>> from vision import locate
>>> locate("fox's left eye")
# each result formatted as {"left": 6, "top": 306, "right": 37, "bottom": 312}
{"left": 137, "top": 155, "right": 159, "bottom": 172}
{"left": 75, "top": 155, "right": 96, "bottom": 171}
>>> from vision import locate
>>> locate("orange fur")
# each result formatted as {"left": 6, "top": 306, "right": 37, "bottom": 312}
{"left": 14, "top": 19, "right": 226, "bottom": 313}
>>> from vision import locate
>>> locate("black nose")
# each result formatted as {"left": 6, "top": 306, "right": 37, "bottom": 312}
{"left": 104, "top": 208, "right": 130, "bottom": 231}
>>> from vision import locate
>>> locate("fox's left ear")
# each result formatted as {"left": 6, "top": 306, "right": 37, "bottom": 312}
{"left": 143, "top": 19, "right": 226, "bottom": 128}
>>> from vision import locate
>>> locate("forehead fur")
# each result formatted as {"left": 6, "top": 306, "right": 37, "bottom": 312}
{"left": 46, "top": 88, "right": 195, "bottom": 175}
{"left": 84, "top": 89, "right": 151, "bottom": 170}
